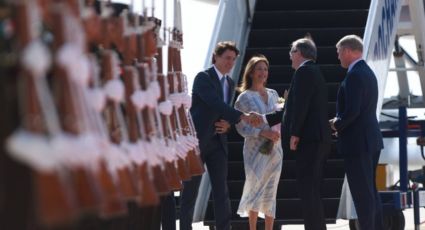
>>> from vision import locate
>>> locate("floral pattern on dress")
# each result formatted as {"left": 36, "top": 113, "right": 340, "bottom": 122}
{"left": 234, "top": 88, "right": 283, "bottom": 218}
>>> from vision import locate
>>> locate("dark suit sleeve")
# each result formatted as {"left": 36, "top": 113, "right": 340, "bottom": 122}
{"left": 334, "top": 72, "right": 363, "bottom": 132}
{"left": 266, "top": 110, "right": 284, "bottom": 127}
{"left": 192, "top": 71, "right": 242, "bottom": 124}
{"left": 291, "top": 67, "right": 316, "bottom": 137}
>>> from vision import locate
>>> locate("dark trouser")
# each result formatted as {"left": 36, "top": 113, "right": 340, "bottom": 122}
{"left": 345, "top": 150, "right": 384, "bottom": 230}
{"left": 161, "top": 192, "right": 176, "bottom": 230}
{"left": 296, "top": 142, "right": 330, "bottom": 230}
{"left": 127, "top": 202, "right": 160, "bottom": 230}
{"left": 180, "top": 138, "right": 231, "bottom": 230}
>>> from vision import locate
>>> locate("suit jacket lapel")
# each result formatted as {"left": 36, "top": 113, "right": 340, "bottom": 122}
{"left": 286, "top": 60, "right": 314, "bottom": 105}
{"left": 337, "top": 64, "right": 354, "bottom": 116}
{"left": 284, "top": 70, "right": 297, "bottom": 111}
{"left": 227, "top": 77, "right": 235, "bottom": 104}
{"left": 208, "top": 67, "right": 224, "bottom": 102}
{"left": 283, "top": 62, "right": 311, "bottom": 135}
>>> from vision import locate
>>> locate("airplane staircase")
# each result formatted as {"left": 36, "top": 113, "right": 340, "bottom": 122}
{"left": 203, "top": 0, "right": 371, "bottom": 229}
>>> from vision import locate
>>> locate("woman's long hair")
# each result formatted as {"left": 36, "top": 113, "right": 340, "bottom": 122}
{"left": 238, "top": 55, "right": 269, "bottom": 92}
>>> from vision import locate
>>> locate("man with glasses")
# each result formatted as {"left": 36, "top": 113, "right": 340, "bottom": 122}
{"left": 266, "top": 37, "right": 331, "bottom": 230}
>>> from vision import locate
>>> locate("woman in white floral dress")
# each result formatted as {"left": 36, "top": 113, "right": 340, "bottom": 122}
{"left": 234, "top": 55, "right": 283, "bottom": 230}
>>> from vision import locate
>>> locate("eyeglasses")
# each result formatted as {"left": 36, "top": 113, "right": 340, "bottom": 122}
{"left": 289, "top": 49, "right": 298, "bottom": 57}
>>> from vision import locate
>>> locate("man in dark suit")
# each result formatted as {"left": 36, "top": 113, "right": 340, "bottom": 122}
{"left": 180, "top": 41, "right": 261, "bottom": 230}
{"left": 330, "top": 35, "right": 384, "bottom": 230}
{"left": 266, "top": 37, "right": 331, "bottom": 230}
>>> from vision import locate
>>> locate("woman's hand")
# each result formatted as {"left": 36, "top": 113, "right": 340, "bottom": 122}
{"left": 260, "top": 130, "right": 280, "bottom": 142}
{"left": 283, "top": 89, "right": 289, "bottom": 100}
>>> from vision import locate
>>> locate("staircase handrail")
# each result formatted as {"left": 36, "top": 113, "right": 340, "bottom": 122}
{"left": 362, "top": 0, "right": 403, "bottom": 118}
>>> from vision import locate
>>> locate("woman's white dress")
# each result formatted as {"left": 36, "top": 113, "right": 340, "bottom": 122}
{"left": 234, "top": 89, "right": 283, "bottom": 218}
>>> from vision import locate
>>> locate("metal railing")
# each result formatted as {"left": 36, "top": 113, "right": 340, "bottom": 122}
{"left": 362, "top": 0, "right": 403, "bottom": 117}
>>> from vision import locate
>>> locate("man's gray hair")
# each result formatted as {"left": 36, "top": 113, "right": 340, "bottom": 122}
{"left": 291, "top": 38, "right": 317, "bottom": 61}
{"left": 336, "top": 35, "right": 363, "bottom": 52}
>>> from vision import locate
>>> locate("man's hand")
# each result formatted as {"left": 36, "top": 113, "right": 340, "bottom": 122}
{"left": 329, "top": 117, "right": 337, "bottom": 131}
{"left": 240, "top": 112, "right": 263, "bottom": 127}
{"left": 215, "top": 119, "right": 230, "bottom": 134}
{"left": 290, "top": 136, "right": 299, "bottom": 151}
{"left": 329, "top": 118, "right": 338, "bottom": 137}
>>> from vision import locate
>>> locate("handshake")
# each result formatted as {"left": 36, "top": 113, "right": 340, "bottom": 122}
{"left": 240, "top": 112, "right": 263, "bottom": 127}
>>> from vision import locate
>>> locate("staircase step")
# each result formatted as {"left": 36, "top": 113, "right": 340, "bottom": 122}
{"left": 226, "top": 178, "right": 344, "bottom": 199}
{"left": 252, "top": 10, "right": 369, "bottom": 30}
{"left": 228, "top": 160, "right": 345, "bottom": 180}
{"left": 204, "top": 198, "right": 340, "bottom": 220}
{"left": 266, "top": 64, "right": 346, "bottom": 84}
{"left": 203, "top": 219, "right": 337, "bottom": 229}
{"left": 245, "top": 46, "right": 340, "bottom": 66}
{"left": 248, "top": 28, "right": 365, "bottom": 48}
{"left": 255, "top": 0, "right": 370, "bottom": 11}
